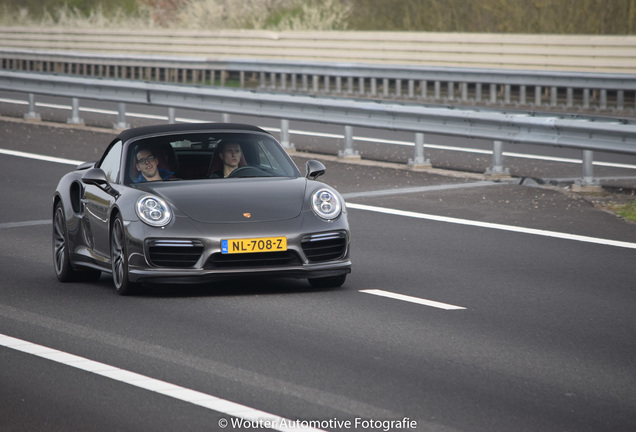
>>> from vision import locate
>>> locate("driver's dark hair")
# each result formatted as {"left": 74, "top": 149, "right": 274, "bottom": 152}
{"left": 134, "top": 144, "right": 155, "bottom": 162}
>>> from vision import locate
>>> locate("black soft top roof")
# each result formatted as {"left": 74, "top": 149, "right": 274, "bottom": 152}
{"left": 116, "top": 122, "right": 271, "bottom": 142}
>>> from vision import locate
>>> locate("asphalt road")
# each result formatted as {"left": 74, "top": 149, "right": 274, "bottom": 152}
{"left": 1, "top": 118, "right": 636, "bottom": 432}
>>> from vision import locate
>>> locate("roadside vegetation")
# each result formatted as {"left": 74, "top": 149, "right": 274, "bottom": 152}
{"left": 610, "top": 200, "right": 636, "bottom": 222}
{"left": 0, "top": 0, "right": 634, "bottom": 33}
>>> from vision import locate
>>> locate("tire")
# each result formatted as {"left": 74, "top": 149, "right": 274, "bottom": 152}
{"left": 53, "top": 203, "right": 101, "bottom": 282}
{"left": 308, "top": 274, "right": 347, "bottom": 289}
{"left": 110, "top": 214, "right": 139, "bottom": 295}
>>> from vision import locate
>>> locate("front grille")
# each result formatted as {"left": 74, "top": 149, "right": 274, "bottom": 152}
{"left": 302, "top": 232, "right": 348, "bottom": 263}
{"left": 205, "top": 251, "right": 302, "bottom": 269}
{"left": 147, "top": 239, "right": 204, "bottom": 268}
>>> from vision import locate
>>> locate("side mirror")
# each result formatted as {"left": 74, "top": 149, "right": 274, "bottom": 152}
{"left": 81, "top": 168, "right": 110, "bottom": 187}
{"left": 305, "top": 160, "right": 326, "bottom": 180}
{"left": 77, "top": 161, "right": 97, "bottom": 170}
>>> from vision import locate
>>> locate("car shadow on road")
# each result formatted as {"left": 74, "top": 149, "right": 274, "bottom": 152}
{"left": 94, "top": 276, "right": 345, "bottom": 298}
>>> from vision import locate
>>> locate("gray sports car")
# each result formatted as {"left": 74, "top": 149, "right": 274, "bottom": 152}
{"left": 52, "top": 123, "right": 351, "bottom": 295}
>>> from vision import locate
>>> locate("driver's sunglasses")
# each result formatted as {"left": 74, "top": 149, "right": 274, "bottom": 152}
{"left": 136, "top": 155, "right": 156, "bottom": 165}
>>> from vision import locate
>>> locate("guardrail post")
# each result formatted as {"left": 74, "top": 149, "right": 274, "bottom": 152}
{"left": 338, "top": 125, "right": 360, "bottom": 160}
{"left": 168, "top": 107, "right": 176, "bottom": 124}
{"left": 67, "top": 98, "right": 84, "bottom": 125}
{"left": 574, "top": 150, "right": 600, "bottom": 187}
{"left": 222, "top": 113, "right": 231, "bottom": 123}
{"left": 486, "top": 140, "right": 510, "bottom": 177}
{"left": 280, "top": 119, "right": 294, "bottom": 151}
{"left": 408, "top": 133, "right": 432, "bottom": 170}
{"left": 550, "top": 87, "right": 558, "bottom": 107}
{"left": 113, "top": 103, "right": 129, "bottom": 130}
{"left": 24, "top": 93, "right": 40, "bottom": 121}
{"left": 489, "top": 84, "right": 497, "bottom": 104}
{"left": 535, "top": 86, "right": 542, "bottom": 106}
{"left": 600, "top": 90, "right": 607, "bottom": 110}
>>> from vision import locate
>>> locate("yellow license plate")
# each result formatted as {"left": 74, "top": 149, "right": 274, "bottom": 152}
{"left": 221, "top": 237, "right": 287, "bottom": 254}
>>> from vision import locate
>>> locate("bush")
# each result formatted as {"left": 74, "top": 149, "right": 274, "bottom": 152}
{"left": 0, "top": 0, "right": 634, "bottom": 33}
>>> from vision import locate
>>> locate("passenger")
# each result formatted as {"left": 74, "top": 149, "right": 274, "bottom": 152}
{"left": 133, "top": 146, "right": 174, "bottom": 182}
{"left": 212, "top": 141, "right": 243, "bottom": 178}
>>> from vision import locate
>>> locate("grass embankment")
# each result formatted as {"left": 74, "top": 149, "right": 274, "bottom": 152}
{"left": 610, "top": 200, "right": 636, "bottom": 222}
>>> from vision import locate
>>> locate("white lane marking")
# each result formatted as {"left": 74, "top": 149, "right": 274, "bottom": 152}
{"left": 1, "top": 97, "right": 635, "bottom": 171}
{"left": 360, "top": 289, "right": 466, "bottom": 310}
{"left": 0, "top": 148, "right": 83, "bottom": 165}
{"left": 0, "top": 220, "right": 50, "bottom": 229}
{"left": 347, "top": 202, "right": 636, "bottom": 250}
{"left": 341, "top": 181, "right": 504, "bottom": 199}
{"left": 0, "top": 333, "right": 324, "bottom": 432}
{"left": 3, "top": 147, "right": 635, "bottom": 250}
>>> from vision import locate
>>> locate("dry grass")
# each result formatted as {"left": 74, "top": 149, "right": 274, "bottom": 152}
{"left": 0, "top": 0, "right": 352, "bottom": 31}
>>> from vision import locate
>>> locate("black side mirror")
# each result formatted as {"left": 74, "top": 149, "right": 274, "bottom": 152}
{"left": 306, "top": 160, "right": 326, "bottom": 180}
{"left": 82, "top": 168, "right": 120, "bottom": 197}
{"left": 81, "top": 168, "right": 109, "bottom": 187}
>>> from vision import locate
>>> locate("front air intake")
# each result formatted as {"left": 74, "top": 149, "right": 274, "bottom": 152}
{"left": 147, "top": 239, "right": 204, "bottom": 268}
{"left": 301, "top": 231, "right": 348, "bottom": 263}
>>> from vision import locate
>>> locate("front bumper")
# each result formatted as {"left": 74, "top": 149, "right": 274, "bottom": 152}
{"left": 124, "top": 212, "right": 351, "bottom": 284}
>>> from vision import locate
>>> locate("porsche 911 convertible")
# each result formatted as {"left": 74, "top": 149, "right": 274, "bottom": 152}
{"left": 52, "top": 123, "right": 351, "bottom": 295}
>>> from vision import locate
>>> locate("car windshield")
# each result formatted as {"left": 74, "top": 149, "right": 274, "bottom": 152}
{"left": 125, "top": 131, "right": 300, "bottom": 184}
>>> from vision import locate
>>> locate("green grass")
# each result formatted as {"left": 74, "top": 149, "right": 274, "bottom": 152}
{"left": 609, "top": 200, "right": 636, "bottom": 222}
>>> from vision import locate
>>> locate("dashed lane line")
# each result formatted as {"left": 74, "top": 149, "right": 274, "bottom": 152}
{"left": 360, "top": 289, "right": 466, "bottom": 310}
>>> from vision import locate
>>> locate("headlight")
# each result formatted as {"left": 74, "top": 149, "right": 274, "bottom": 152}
{"left": 136, "top": 195, "right": 172, "bottom": 227}
{"left": 311, "top": 188, "right": 342, "bottom": 220}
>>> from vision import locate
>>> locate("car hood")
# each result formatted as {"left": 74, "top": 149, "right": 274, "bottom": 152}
{"left": 142, "top": 177, "right": 307, "bottom": 223}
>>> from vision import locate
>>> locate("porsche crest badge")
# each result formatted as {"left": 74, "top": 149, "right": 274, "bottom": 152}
{"left": 243, "top": 213, "right": 251, "bottom": 219}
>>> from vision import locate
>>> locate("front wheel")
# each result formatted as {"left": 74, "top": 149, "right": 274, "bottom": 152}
{"left": 110, "top": 215, "right": 139, "bottom": 295}
{"left": 53, "top": 203, "right": 100, "bottom": 282}
{"left": 308, "top": 274, "right": 347, "bottom": 289}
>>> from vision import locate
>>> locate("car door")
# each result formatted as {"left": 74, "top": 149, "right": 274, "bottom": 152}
{"left": 83, "top": 140, "right": 123, "bottom": 262}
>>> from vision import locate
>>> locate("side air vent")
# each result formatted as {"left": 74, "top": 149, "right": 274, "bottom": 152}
{"left": 301, "top": 231, "right": 348, "bottom": 263}
{"left": 147, "top": 239, "right": 204, "bottom": 268}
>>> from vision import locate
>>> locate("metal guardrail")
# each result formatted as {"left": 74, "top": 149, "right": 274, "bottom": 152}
{"left": 1, "top": 70, "right": 635, "bottom": 186}
{"left": 1, "top": 49, "right": 635, "bottom": 115}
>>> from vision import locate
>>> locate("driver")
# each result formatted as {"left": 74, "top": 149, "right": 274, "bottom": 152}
{"left": 133, "top": 146, "right": 174, "bottom": 182}
{"left": 213, "top": 141, "right": 243, "bottom": 178}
